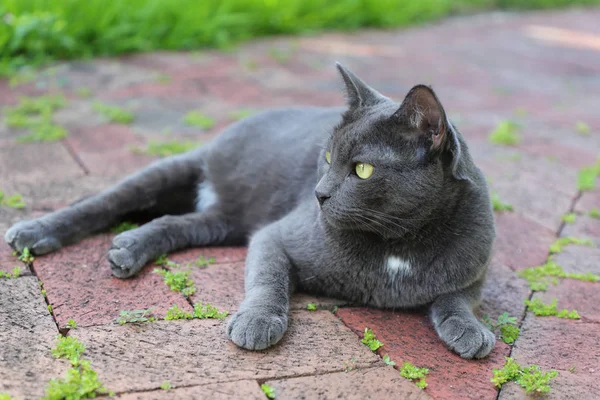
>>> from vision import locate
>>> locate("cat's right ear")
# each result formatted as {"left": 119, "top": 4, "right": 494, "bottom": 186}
{"left": 336, "top": 62, "right": 388, "bottom": 109}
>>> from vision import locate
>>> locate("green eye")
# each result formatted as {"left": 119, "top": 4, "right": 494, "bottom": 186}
{"left": 355, "top": 162, "right": 374, "bottom": 179}
{"left": 325, "top": 151, "right": 331, "bottom": 164}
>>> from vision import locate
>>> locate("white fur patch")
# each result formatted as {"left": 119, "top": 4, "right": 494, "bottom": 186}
{"left": 386, "top": 256, "right": 411, "bottom": 277}
{"left": 196, "top": 181, "right": 219, "bottom": 212}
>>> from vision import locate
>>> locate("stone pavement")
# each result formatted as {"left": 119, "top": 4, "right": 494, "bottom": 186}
{"left": 1, "top": 7, "right": 600, "bottom": 400}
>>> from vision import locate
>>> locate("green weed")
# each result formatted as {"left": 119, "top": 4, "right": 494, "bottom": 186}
{"left": 116, "top": 308, "right": 157, "bottom": 325}
{"left": 491, "top": 191, "right": 513, "bottom": 212}
{"left": 160, "top": 381, "right": 172, "bottom": 390}
{"left": 67, "top": 319, "right": 77, "bottom": 329}
{"left": 48, "top": 305, "right": 53, "bottom": 313}
{"left": 562, "top": 213, "right": 576, "bottom": 223}
{"left": 184, "top": 111, "right": 215, "bottom": 129}
{"left": 399, "top": 362, "right": 429, "bottom": 389}
{"left": 93, "top": 102, "right": 134, "bottom": 124}
{"left": 42, "top": 360, "right": 111, "bottom": 400}
{"left": 524, "top": 298, "right": 580, "bottom": 319}
{"left": 5, "top": 95, "right": 67, "bottom": 142}
{"left": 481, "top": 312, "right": 520, "bottom": 344}
{"left": 52, "top": 336, "right": 85, "bottom": 365}
{"left": 589, "top": 208, "right": 600, "bottom": 219}
{"left": 261, "top": 383, "right": 276, "bottom": 399}
{"left": 193, "top": 303, "right": 229, "bottom": 319}
{"left": 14, "top": 247, "right": 35, "bottom": 263}
{"left": 306, "top": 303, "right": 317, "bottom": 311}
{"left": 382, "top": 354, "right": 396, "bottom": 366}
{"left": 519, "top": 258, "right": 598, "bottom": 291}
{"left": 0, "top": 191, "right": 26, "bottom": 209}
{"left": 489, "top": 121, "right": 520, "bottom": 146}
{"left": 110, "top": 221, "right": 138, "bottom": 233}
{"left": 577, "top": 158, "right": 600, "bottom": 191}
{"left": 76, "top": 87, "right": 92, "bottom": 98}
{"left": 361, "top": 327, "right": 383, "bottom": 352}
{"left": 575, "top": 121, "right": 590, "bottom": 135}
{"left": 154, "top": 268, "right": 196, "bottom": 296}
{"left": 549, "top": 236, "right": 593, "bottom": 254}
{"left": 134, "top": 141, "right": 200, "bottom": 157}
{"left": 0, "top": 267, "right": 21, "bottom": 279}
{"left": 491, "top": 357, "right": 557, "bottom": 394}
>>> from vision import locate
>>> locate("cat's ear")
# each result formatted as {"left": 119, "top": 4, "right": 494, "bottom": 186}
{"left": 336, "top": 62, "right": 388, "bottom": 109}
{"left": 393, "top": 85, "right": 448, "bottom": 149}
{"left": 394, "top": 85, "right": 468, "bottom": 180}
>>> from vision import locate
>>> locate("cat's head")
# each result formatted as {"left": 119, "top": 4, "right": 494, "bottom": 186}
{"left": 316, "top": 63, "right": 469, "bottom": 238}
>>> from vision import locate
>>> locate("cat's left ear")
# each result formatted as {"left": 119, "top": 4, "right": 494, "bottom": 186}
{"left": 394, "top": 85, "right": 467, "bottom": 180}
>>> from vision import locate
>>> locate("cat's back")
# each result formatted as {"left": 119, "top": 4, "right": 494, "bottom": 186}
{"left": 200, "top": 107, "right": 344, "bottom": 234}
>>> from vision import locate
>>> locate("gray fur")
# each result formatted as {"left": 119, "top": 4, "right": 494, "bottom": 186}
{"left": 5, "top": 64, "right": 495, "bottom": 358}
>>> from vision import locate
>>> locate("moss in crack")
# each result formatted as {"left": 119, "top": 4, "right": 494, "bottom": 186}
{"left": 184, "top": 111, "right": 215, "bottom": 129}
{"left": 524, "top": 298, "right": 580, "bottom": 319}
{"left": 489, "top": 120, "right": 520, "bottom": 146}
{"left": 589, "top": 208, "right": 600, "bottom": 219}
{"left": 92, "top": 102, "right": 134, "bottom": 124}
{"left": 110, "top": 221, "right": 138, "bottom": 233}
{"left": 154, "top": 268, "right": 196, "bottom": 297}
{"left": 399, "top": 362, "right": 429, "bottom": 389}
{"left": 491, "top": 357, "right": 558, "bottom": 394}
{"left": 491, "top": 191, "right": 513, "bottom": 212}
{"left": 561, "top": 213, "right": 577, "bottom": 224}
{"left": 518, "top": 258, "right": 598, "bottom": 291}
{"left": 361, "top": 327, "right": 383, "bottom": 352}
{"left": 0, "top": 267, "right": 21, "bottom": 279}
{"left": 116, "top": 308, "right": 157, "bottom": 325}
{"left": 261, "top": 383, "right": 276, "bottom": 399}
{"left": 13, "top": 247, "right": 35, "bottom": 263}
{"left": 0, "top": 191, "right": 26, "bottom": 209}
{"left": 164, "top": 303, "right": 228, "bottom": 321}
{"left": 134, "top": 141, "right": 201, "bottom": 157}
{"left": 5, "top": 95, "right": 68, "bottom": 143}
{"left": 549, "top": 237, "right": 594, "bottom": 254}
{"left": 481, "top": 312, "right": 520, "bottom": 345}
{"left": 577, "top": 157, "right": 600, "bottom": 191}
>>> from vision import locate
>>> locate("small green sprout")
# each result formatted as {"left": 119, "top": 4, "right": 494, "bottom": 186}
{"left": 549, "top": 236, "right": 594, "bottom": 254}
{"left": 0, "top": 191, "right": 26, "bottom": 209}
{"left": 160, "top": 381, "right": 172, "bottom": 390}
{"left": 489, "top": 121, "right": 520, "bottom": 146}
{"left": 47, "top": 305, "right": 53, "bottom": 313}
{"left": 67, "top": 319, "right": 77, "bottom": 329}
{"left": 193, "top": 303, "right": 229, "bottom": 320}
{"left": 93, "top": 102, "right": 134, "bottom": 124}
{"left": 519, "top": 258, "right": 598, "bottom": 291}
{"left": 361, "top": 327, "right": 383, "bottom": 352}
{"left": 0, "top": 393, "right": 13, "bottom": 400}
{"left": 229, "top": 109, "right": 255, "bottom": 121}
{"left": 41, "top": 289, "right": 47, "bottom": 296}
{"left": 575, "top": 121, "right": 590, "bottom": 135}
{"left": 154, "top": 268, "right": 196, "bottom": 296}
{"left": 0, "top": 267, "right": 21, "bottom": 279}
{"left": 184, "top": 111, "right": 215, "bottom": 129}
{"left": 524, "top": 298, "right": 580, "bottom": 319}
{"left": 482, "top": 312, "right": 520, "bottom": 344}
{"left": 382, "top": 354, "right": 396, "bottom": 366}
{"left": 42, "top": 360, "right": 111, "bottom": 400}
{"left": 16, "top": 123, "right": 67, "bottom": 143}
{"left": 332, "top": 306, "right": 339, "bottom": 314}
{"left": 110, "top": 221, "right": 138, "bottom": 233}
{"left": 186, "top": 254, "right": 215, "bottom": 268}
{"left": 164, "top": 304, "right": 193, "bottom": 320}
{"left": 343, "top": 356, "right": 358, "bottom": 372}
{"left": 52, "top": 336, "right": 85, "bottom": 364}
{"left": 491, "top": 191, "right": 513, "bottom": 212}
{"left": 491, "top": 357, "right": 558, "bottom": 394}
{"left": 135, "top": 141, "right": 200, "bottom": 157}
{"left": 562, "top": 213, "right": 576, "bottom": 224}
{"left": 499, "top": 325, "right": 520, "bottom": 345}
{"left": 399, "top": 362, "right": 429, "bottom": 389}
{"left": 116, "top": 308, "right": 157, "bottom": 325}
{"left": 5, "top": 95, "right": 68, "bottom": 143}
{"left": 577, "top": 158, "right": 600, "bottom": 191}
{"left": 306, "top": 303, "right": 317, "bottom": 311}
{"left": 261, "top": 383, "right": 276, "bottom": 399}
{"left": 589, "top": 208, "right": 600, "bottom": 219}
{"left": 14, "top": 247, "right": 35, "bottom": 263}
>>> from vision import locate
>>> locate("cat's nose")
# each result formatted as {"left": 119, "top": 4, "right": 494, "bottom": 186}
{"left": 315, "top": 190, "right": 331, "bottom": 206}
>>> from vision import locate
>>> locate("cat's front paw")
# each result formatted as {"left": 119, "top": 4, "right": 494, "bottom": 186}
{"left": 436, "top": 316, "right": 495, "bottom": 359}
{"left": 226, "top": 308, "right": 288, "bottom": 350}
{"left": 107, "top": 233, "right": 149, "bottom": 279}
{"left": 4, "top": 219, "right": 62, "bottom": 255}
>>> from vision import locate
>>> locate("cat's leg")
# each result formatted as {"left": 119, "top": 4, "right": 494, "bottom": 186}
{"left": 226, "top": 221, "right": 292, "bottom": 350}
{"left": 430, "top": 282, "right": 495, "bottom": 359}
{"left": 4, "top": 150, "right": 203, "bottom": 255}
{"left": 108, "top": 208, "right": 229, "bottom": 278}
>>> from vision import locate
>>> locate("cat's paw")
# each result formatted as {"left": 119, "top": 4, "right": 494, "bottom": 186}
{"left": 4, "top": 219, "right": 62, "bottom": 255}
{"left": 226, "top": 308, "right": 288, "bottom": 350}
{"left": 107, "top": 233, "right": 149, "bottom": 279}
{"left": 436, "top": 316, "right": 496, "bottom": 359}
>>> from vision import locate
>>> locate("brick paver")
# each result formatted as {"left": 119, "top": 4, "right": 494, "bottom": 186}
{"left": 1, "top": 7, "right": 600, "bottom": 399}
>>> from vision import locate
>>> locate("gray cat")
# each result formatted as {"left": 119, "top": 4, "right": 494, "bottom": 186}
{"left": 5, "top": 64, "right": 496, "bottom": 359}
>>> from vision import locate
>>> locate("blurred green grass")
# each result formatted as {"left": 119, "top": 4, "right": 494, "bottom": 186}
{"left": 1, "top": 0, "right": 598, "bottom": 75}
